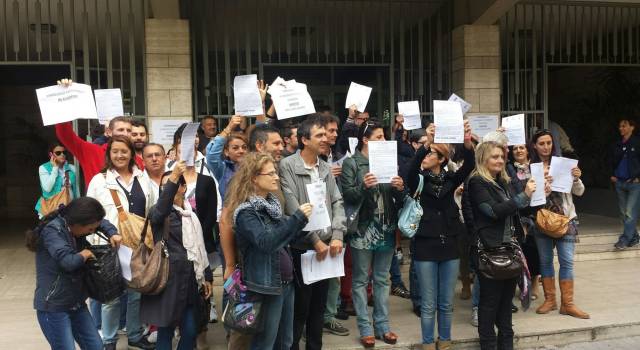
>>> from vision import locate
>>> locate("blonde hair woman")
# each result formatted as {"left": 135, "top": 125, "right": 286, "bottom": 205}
{"left": 224, "top": 153, "right": 312, "bottom": 350}
{"left": 466, "top": 141, "right": 535, "bottom": 350}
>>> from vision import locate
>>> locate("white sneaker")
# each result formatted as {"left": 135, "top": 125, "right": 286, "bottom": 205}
{"left": 147, "top": 330, "right": 157, "bottom": 343}
{"left": 209, "top": 304, "right": 219, "bottom": 323}
{"left": 470, "top": 307, "right": 479, "bottom": 327}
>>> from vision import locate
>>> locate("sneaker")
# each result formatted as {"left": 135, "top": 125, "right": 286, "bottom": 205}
{"left": 390, "top": 285, "right": 411, "bottom": 299}
{"left": 104, "top": 343, "right": 116, "bottom": 350}
{"left": 413, "top": 306, "right": 421, "bottom": 318}
{"left": 323, "top": 319, "right": 350, "bottom": 336}
{"left": 511, "top": 303, "right": 518, "bottom": 313}
{"left": 147, "top": 330, "right": 157, "bottom": 343}
{"left": 628, "top": 237, "right": 640, "bottom": 248}
{"left": 209, "top": 304, "right": 219, "bottom": 323}
{"left": 614, "top": 241, "right": 627, "bottom": 250}
{"left": 128, "top": 335, "right": 156, "bottom": 350}
{"left": 470, "top": 307, "right": 479, "bottom": 327}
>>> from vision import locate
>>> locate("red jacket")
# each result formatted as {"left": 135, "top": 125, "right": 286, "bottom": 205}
{"left": 55, "top": 122, "right": 144, "bottom": 189}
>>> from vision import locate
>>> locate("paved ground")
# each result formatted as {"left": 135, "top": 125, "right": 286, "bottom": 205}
{"left": 523, "top": 335, "right": 640, "bottom": 350}
{"left": 2, "top": 219, "right": 640, "bottom": 349}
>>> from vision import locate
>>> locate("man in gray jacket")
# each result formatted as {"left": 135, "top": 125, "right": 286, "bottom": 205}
{"left": 279, "top": 114, "right": 346, "bottom": 350}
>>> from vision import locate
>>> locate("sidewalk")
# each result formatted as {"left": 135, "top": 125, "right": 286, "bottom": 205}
{"left": 1, "top": 226, "right": 639, "bottom": 349}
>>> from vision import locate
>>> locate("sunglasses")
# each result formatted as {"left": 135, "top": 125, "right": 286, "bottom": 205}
{"left": 53, "top": 151, "right": 65, "bottom": 156}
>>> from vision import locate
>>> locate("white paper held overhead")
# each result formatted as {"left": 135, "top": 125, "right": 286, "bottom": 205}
{"left": 345, "top": 82, "right": 372, "bottom": 112}
{"left": 433, "top": 100, "right": 464, "bottom": 143}
{"left": 94, "top": 89, "right": 124, "bottom": 125}
{"left": 397, "top": 101, "right": 422, "bottom": 130}
{"left": 36, "top": 83, "right": 98, "bottom": 126}
{"left": 268, "top": 77, "right": 315, "bottom": 119}
{"left": 502, "top": 114, "right": 526, "bottom": 146}
{"left": 233, "top": 74, "right": 264, "bottom": 116}
{"left": 151, "top": 119, "right": 191, "bottom": 145}
{"left": 180, "top": 123, "right": 201, "bottom": 167}
{"left": 448, "top": 93, "right": 472, "bottom": 114}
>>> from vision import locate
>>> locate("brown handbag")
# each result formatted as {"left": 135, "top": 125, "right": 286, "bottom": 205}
{"left": 108, "top": 189, "right": 154, "bottom": 249}
{"left": 535, "top": 207, "right": 570, "bottom": 239}
{"left": 39, "top": 172, "right": 71, "bottom": 216}
{"left": 128, "top": 216, "right": 170, "bottom": 295}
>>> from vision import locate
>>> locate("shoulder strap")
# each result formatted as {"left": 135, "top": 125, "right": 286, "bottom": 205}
{"left": 108, "top": 189, "right": 125, "bottom": 214}
{"left": 413, "top": 174, "right": 424, "bottom": 199}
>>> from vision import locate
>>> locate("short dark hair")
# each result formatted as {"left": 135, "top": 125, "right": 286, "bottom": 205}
{"left": 317, "top": 105, "right": 332, "bottom": 113}
{"left": 108, "top": 116, "right": 132, "bottom": 130}
{"left": 620, "top": 119, "right": 636, "bottom": 128}
{"left": 297, "top": 114, "right": 325, "bottom": 150}
{"left": 131, "top": 120, "right": 148, "bottom": 133}
{"left": 142, "top": 143, "right": 166, "bottom": 156}
{"left": 48, "top": 142, "right": 65, "bottom": 153}
{"left": 249, "top": 124, "right": 280, "bottom": 152}
{"left": 318, "top": 114, "right": 340, "bottom": 127}
{"left": 282, "top": 126, "right": 297, "bottom": 140}
{"left": 102, "top": 135, "right": 136, "bottom": 173}
{"left": 409, "top": 130, "right": 426, "bottom": 143}
{"left": 201, "top": 115, "right": 216, "bottom": 123}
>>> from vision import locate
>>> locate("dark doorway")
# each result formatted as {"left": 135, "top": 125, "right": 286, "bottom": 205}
{"left": 0, "top": 64, "right": 71, "bottom": 220}
{"left": 547, "top": 65, "right": 640, "bottom": 217}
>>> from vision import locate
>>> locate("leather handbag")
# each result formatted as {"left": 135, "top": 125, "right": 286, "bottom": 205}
{"left": 108, "top": 189, "right": 154, "bottom": 249}
{"left": 398, "top": 174, "right": 424, "bottom": 238}
{"left": 221, "top": 268, "right": 264, "bottom": 334}
{"left": 535, "top": 207, "right": 570, "bottom": 239}
{"left": 39, "top": 172, "right": 71, "bottom": 216}
{"left": 128, "top": 217, "right": 170, "bottom": 295}
{"left": 477, "top": 239, "right": 524, "bottom": 280}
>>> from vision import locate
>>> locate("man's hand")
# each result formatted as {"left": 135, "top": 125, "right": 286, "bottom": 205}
{"left": 331, "top": 165, "right": 342, "bottom": 178}
{"left": 57, "top": 78, "right": 72, "bottom": 87}
{"left": 258, "top": 80, "right": 268, "bottom": 102}
{"left": 390, "top": 176, "right": 404, "bottom": 191}
{"left": 329, "top": 239, "right": 343, "bottom": 257}
{"left": 109, "top": 234, "right": 122, "bottom": 248}
{"left": 571, "top": 167, "right": 582, "bottom": 180}
{"left": 348, "top": 104, "right": 358, "bottom": 119}
{"left": 314, "top": 240, "right": 329, "bottom": 261}
{"left": 611, "top": 176, "right": 618, "bottom": 183}
{"left": 363, "top": 173, "right": 378, "bottom": 189}
{"left": 202, "top": 281, "right": 212, "bottom": 299}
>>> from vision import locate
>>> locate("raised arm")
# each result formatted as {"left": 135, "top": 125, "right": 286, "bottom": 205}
{"left": 235, "top": 208, "right": 308, "bottom": 253}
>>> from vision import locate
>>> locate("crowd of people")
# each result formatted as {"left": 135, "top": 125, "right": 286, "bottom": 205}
{"left": 31, "top": 77, "right": 640, "bottom": 350}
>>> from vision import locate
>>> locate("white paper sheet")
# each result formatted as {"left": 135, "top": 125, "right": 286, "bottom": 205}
{"left": 368, "top": 141, "right": 398, "bottom": 183}
{"left": 448, "top": 93, "right": 472, "bottom": 114}
{"left": 549, "top": 156, "right": 579, "bottom": 193}
{"left": 467, "top": 115, "right": 500, "bottom": 140}
{"left": 233, "top": 74, "right": 264, "bottom": 116}
{"left": 300, "top": 249, "right": 345, "bottom": 285}
{"left": 502, "top": 114, "right": 526, "bottom": 146}
{"left": 94, "top": 89, "right": 124, "bottom": 125}
{"left": 397, "top": 101, "right": 422, "bottom": 130}
{"left": 348, "top": 137, "right": 359, "bottom": 155}
{"left": 117, "top": 245, "right": 133, "bottom": 281}
{"left": 345, "top": 82, "right": 372, "bottom": 112}
{"left": 36, "top": 83, "right": 98, "bottom": 126}
{"left": 180, "top": 123, "right": 201, "bottom": 166}
{"left": 303, "top": 182, "right": 332, "bottom": 231}
{"left": 529, "top": 162, "right": 547, "bottom": 206}
{"left": 433, "top": 100, "right": 464, "bottom": 143}
{"left": 268, "top": 77, "right": 316, "bottom": 119}
{"left": 150, "top": 119, "right": 190, "bottom": 145}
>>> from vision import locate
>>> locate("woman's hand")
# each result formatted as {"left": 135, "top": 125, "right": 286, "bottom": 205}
{"left": 363, "top": 173, "right": 378, "bottom": 189}
{"left": 109, "top": 234, "right": 122, "bottom": 248}
{"left": 299, "top": 203, "right": 313, "bottom": 218}
{"left": 222, "top": 115, "right": 243, "bottom": 136}
{"left": 571, "top": 167, "right": 582, "bottom": 180}
{"left": 169, "top": 160, "right": 187, "bottom": 182}
{"left": 202, "top": 281, "right": 212, "bottom": 299}
{"left": 57, "top": 78, "right": 72, "bottom": 87}
{"left": 258, "top": 80, "right": 268, "bottom": 102}
{"left": 390, "top": 176, "right": 404, "bottom": 191}
{"left": 348, "top": 104, "right": 358, "bottom": 119}
{"left": 463, "top": 120, "right": 474, "bottom": 150}
{"left": 50, "top": 153, "right": 58, "bottom": 167}
{"left": 223, "top": 265, "right": 235, "bottom": 280}
{"left": 524, "top": 178, "right": 537, "bottom": 198}
{"left": 425, "top": 123, "right": 435, "bottom": 147}
{"left": 79, "top": 249, "right": 95, "bottom": 261}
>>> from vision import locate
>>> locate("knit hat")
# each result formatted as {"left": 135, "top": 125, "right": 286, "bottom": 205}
{"left": 430, "top": 143, "right": 450, "bottom": 163}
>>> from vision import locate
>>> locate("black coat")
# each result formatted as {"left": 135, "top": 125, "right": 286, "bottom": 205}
{"left": 466, "top": 175, "right": 528, "bottom": 248}
{"left": 611, "top": 134, "right": 640, "bottom": 181}
{"left": 193, "top": 173, "right": 218, "bottom": 253}
{"left": 140, "top": 181, "right": 213, "bottom": 327}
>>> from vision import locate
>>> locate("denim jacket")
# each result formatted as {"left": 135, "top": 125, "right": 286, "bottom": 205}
{"left": 33, "top": 217, "right": 117, "bottom": 312}
{"left": 235, "top": 206, "right": 308, "bottom": 295}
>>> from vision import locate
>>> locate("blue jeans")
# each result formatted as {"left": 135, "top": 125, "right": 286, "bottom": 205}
{"left": 252, "top": 283, "right": 295, "bottom": 350}
{"left": 615, "top": 181, "right": 640, "bottom": 245}
{"left": 472, "top": 274, "right": 480, "bottom": 308}
{"left": 37, "top": 305, "right": 103, "bottom": 350}
{"left": 323, "top": 278, "right": 341, "bottom": 322}
{"left": 351, "top": 247, "right": 394, "bottom": 337}
{"left": 535, "top": 235, "right": 575, "bottom": 280}
{"left": 101, "top": 289, "right": 143, "bottom": 344}
{"left": 157, "top": 304, "right": 197, "bottom": 350}
{"left": 409, "top": 239, "right": 421, "bottom": 310}
{"left": 389, "top": 252, "right": 405, "bottom": 288}
{"left": 415, "top": 259, "right": 460, "bottom": 344}
{"left": 89, "top": 299, "right": 101, "bottom": 329}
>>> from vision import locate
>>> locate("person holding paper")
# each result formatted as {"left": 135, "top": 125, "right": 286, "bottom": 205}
{"left": 611, "top": 119, "right": 640, "bottom": 249}
{"left": 279, "top": 115, "right": 346, "bottom": 350}
{"left": 466, "top": 142, "right": 535, "bottom": 350}
{"left": 406, "top": 121, "right": 475, "bottom": 350}
{"left": 529, "top": 129, "right": 588, "bottom": 319}
{"left": 225, "top": 152, "right": 312, "bottom": 350}
{"left": 337, "top": 105, "right": 368, "bottom": 155}
{"left": 340, "top": 121, "right": 405, "bottom": 347}
{"left": 35, "top": 143, "right": 80, "bottom": 218}
{"left": 205, "top": 115, "right": 248, "bottom": 198}
{"left": 54, "top": 79, "right": 144, "bottom": 188}
{"left": 140, "top": 162, "right": 213, "bottom": 350}
{"left": 28, "top": 197, "right": 121, "bottom": 350}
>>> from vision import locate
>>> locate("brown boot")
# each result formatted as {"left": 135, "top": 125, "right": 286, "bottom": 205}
{"left": 559, "top": 279, "right": 590, "bottom": 319}
{"left": 437, "top": 339, "right": 452, "bottom": 350}
{"left": 536, "top": 277, "right": 558, "bottom": 314}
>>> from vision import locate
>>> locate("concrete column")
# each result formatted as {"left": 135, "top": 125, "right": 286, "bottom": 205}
{"left": 451, "top": 25, "right": 500, "bottom": 115}
{"left": 144, "top": 18, "right": 192, "bottom": 146}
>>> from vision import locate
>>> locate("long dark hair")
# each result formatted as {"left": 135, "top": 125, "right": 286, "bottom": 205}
{"left": 528, "top": 129, "right": 556, "bottom": 163}
{"left": 102, "top": 135, "right": 136, "bottom": 173}
{"left": 357, "top": 121, "right": 383, "bottom": 151}
{"left": 26, "top": 197, "right": 106, "bottom": 252}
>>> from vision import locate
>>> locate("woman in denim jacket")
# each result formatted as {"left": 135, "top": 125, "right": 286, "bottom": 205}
{"left": 226, "top": 152, "right": 312, "bottom": 350}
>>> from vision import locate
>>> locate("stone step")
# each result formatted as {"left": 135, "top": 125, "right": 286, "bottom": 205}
{"left": 576, "top": 232, "right": 620, "bottom": 245}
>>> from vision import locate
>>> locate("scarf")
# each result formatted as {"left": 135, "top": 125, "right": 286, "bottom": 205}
{"left": 233, "top": 193, "right": 282, "bottom": 225}
{"left": 513, "top": 162, "right": 531, "bottom": 181}
{"left": 173, "top": 201, "right": 209, "bottom": 285}
{"left": 425, "top": 170, "right": 447, "bottom": 196}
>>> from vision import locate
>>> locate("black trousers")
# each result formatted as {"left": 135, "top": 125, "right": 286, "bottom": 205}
{"left": 291, "top": 248, "right": 330, "bottom": 350}
{"left": 478, "top": 274, "right": 518, "bottom": 350}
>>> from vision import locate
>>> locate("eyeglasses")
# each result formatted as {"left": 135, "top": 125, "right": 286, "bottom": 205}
{"left": 53, "top": 151, "right": 65, "bottom": 156}
{"left": 258, "top": 171, "right": 278, "bottom": 178}
{"left": 426, "top": 148, "right": 442, "bottom": 158}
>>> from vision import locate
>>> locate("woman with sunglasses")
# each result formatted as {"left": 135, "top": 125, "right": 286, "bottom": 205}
{"left": 529, "top": 130, "right": 589, "bottom": 319}
{"left": 140, "top": 161, "right": 213, "bottom": 350}
{"left": 205, "top": 115, "right": 248, "bottom": 198}
{"left": 36, "top": 143, "right": 80, "bottom": 218}
{"left": 407, "top": 122, "right": 475, "bottom": 350}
